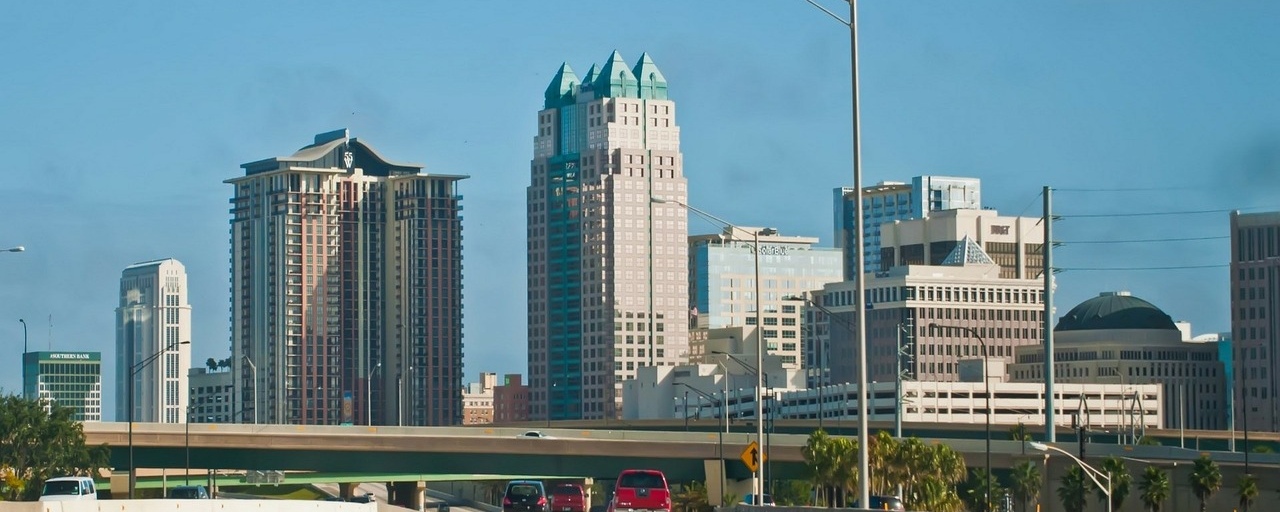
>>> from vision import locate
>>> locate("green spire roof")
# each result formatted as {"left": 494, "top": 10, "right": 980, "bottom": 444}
{"left": 632, "top": 52, "right": 668, "bottom": 100}
{"left": 594, "top": 50, "right": 636, "bottom": 98}
{"left": 544, "top": 62, "right": 579, "bottom": 109}
{"left": 581, "top": 64, "right": 600, "bottom": 89}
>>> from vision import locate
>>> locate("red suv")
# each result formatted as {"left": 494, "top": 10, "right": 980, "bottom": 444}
{"left": 606, "top": 470, "right": 670, "bottom": 512}
{"left": 550, "top": 484, "right": 586, "bottom": 512}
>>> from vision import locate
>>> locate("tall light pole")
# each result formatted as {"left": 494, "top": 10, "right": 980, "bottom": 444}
{"left": 367, "top": 362, "right": 381, "bottom": 426}
{"left": 242, "top": 356, "right": 257, "bottom": 424}
{"left": 18, "top": 319, "right": 27, "bottom": 354}
{"left": 932, "top": 323, "right": 991, "bottom": 512}
{"left": 895, "top": 322, "right": 909, "bottom": 440}
{"left": 651, "top": 196, "right": 774, "bottom": 502}
{"left": 1031, "top": 442, "right": 1111, "bottom": 512}
{"left": 128, "top": 339, "right": 189, "bottom": 498}
{"left": 803, "top": 0, "right": 870, "bottom": 503}
{"left": 185, "top": 405, "right": 193, "bottom": 485}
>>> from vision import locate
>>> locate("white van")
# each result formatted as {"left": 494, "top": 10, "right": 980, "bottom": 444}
{"left": 39, "top": 476, "right": 97, "bottom": 501}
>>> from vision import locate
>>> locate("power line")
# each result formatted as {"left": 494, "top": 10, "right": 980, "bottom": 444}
{"left": 1060, "top": 207, "right": 1240, "bottom": 218}
{"left": 1054, "top": 186, "right": 1213, "bottom": 193}
{"left": 1057, "top": 264, "right": 1227, "bottom": 271}
{"left": 1059, "top": 235, "right": 1229, "bottom": 245}
{"left": 1060, "top": 205, "right": 1279, "bottom": 218}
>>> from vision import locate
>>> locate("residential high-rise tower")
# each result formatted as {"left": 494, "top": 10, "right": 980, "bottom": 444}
{"left": 116, "top": 258, "right": 191, "bottom": 423}
{"left": 229, "top": 129, "right": 466, "bottom": 426}
{"left": 528, "top": 51, "right": 689, "bottom": 420}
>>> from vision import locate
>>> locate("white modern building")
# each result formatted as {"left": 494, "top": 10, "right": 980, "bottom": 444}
{"left": 689, "top": 230, "right": 842, "bottom": 369}
{"left": 627, "top": 361, "right": 1162, "bottom": 432}
{"left": 622, "top": 355, "right": 805, "bottom": 420}
{"left": 528, "top": 51, "right": 690, "bottom": 421}
{"left": 188, "top": 367, "right": 233, "bottom": 423}
{"left": 116, "top": 258, "right": 191, "bottom": 424}
{"left": 834, "top": 175, "right": 981, "bottom": 279}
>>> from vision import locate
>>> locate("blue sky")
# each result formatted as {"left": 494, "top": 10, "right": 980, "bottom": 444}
{"left": 2, "top": 2, "right": 1279, "bottom": 413}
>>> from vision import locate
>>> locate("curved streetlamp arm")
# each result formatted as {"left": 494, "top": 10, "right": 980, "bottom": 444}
{"left": 133, "top": 339, "right": 190, "bottom": 375}
{"left": 1031, "top": 442, "right": 1111, "bottom": 494}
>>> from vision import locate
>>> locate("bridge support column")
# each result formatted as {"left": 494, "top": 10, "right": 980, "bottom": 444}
{"left": 339, "top": 482, "right": 358, "bottom": 500}
{"left": 389, "top": 481, "right": 424, "bottom": 510}
{"left": 702, "top": 460, "right": 726, "bottom": 506}
{"left": 578, "top": 478, "right": 594, "bottom": 510}
{"left": 110, "top": 471, "right": 130, "bottom": 499}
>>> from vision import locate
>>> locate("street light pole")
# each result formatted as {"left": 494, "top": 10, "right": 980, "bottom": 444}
{"left": 651, "top": 196, "right": 772, "bottom": 502}
{"left": 367, "top": 362, "right": 381, "bottom": 426}
{"left": 128, "top": 339, "right": 190, "bottom": 499}
{"left": 185, "top": 405, "right": 193, "bottom": 485}
{"left": 242, "top": 356, "right": 257, "bottom": 424}
{"left": 1031, "top": 442, "right": 1111, "bottom": 512}
{"left": 895, "top": 323, "right": 907, "bottom": 440}
{"left": 932, "top": 323, "right": 990, "bottom": 512}
{"left": 18, "top": 319, "right": 27, "bottom": 354}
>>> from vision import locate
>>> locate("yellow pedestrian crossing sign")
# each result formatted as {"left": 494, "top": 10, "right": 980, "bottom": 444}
{"left": 740, "top": 440, "right": 765, "bottom": 472}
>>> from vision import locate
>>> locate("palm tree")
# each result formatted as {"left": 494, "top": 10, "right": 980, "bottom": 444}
{"left": 1008, "top": 460, "right": 1041, "bottom": 512}
{"left": 802, "top": 430, "right": 836, "bottom": 507}
{"left": 1009, "top": 422, "right": 1031, "bottom": 442}
{"left": 830, "top": 437, "right": 858, "bottom": 507}
{"left": 1057, "top": 466, "right": 1088, "bottom": 512}
{"left": 914, "top": 476, "right": 964, "bottom": 512}
{"left": 1138, "top": 466, "right": 1170, "bottom": 512}
{"left": 1098, "top": 456, "right": 1131, "bottom": 511}
{"left": 869, "top": 430, "right": 899, "bottom": 495}
{"left": 1188, "top": 455, "right": 1221, "bottom": 512}
{"left": 961, "top": 469, "right": 1005, "bottom": 512}
{"left": 672, "top": 481, "right": 711, "bottom": 512}
{"left": 1238, "top": 474, "right": 1259, "bottom": 512}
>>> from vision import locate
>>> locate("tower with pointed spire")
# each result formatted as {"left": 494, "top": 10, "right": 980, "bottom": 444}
{"left": 528, "top": 51, "right": 688, "bottom": 421}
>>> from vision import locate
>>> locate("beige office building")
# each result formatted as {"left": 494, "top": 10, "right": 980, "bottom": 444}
{"left": 1231, "top": 211, "right": 1280, "bottom": 431}
{"left": 819, "top": 237, "right": 1046, "bottom": 386}
{"left": 1010, "top": 291, "right": 1227, "bottom": 430}
{"left": 462, "top": 373, "right": 497, "bottom": 425}
{"left": 528, "top": 51, "right": 689, "bottom": 421}
{"left": 879, "top": 208, "right": 1044, "bottom": 279}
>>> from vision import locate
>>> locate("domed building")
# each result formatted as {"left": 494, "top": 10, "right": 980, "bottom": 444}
{"left": 1010, "top": 291, "right": 1228, "bottom": 431}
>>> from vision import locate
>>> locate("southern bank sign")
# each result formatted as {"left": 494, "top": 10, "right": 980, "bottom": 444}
{"left": 48, "top": 353, "right": 94, "bottom": 360}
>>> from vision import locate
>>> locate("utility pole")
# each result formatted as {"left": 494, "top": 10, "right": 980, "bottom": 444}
{"left": 1043, "top": 186, "right": 1056, "bottom": 442}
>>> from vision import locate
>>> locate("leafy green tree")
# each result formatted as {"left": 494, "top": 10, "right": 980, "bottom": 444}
{"left": 1138, "top": 466, "right": 1170, "bottom": 512}
{"left": 1057, "top": 466, "right": 1088, "bottom": 512}
{"left": 1252, "top": 444, "right": 1274, "bottom": 454}
{"left": 1137, "top": 436, "right": 1162, "bottom": 446}
{"left": 1008, "top": 460, "right": 1041, "bottom": 512}
{"left": 1188, "top": 455, "right": 1221, "bottom": 512}
{"left": 1237, "top": 474, "right": 1258, "bottom": 512}
{"left": 1098, "top": 456, "right": 1131, "bottom": 511}
{"left": 205, "top": 357, "right": 218, "bottom": 371}
{"left": 0, "top": 395, "right": 109, "bottom": 501}
{"left": 960, "top": 469, "right": 1006, "bottom": 512}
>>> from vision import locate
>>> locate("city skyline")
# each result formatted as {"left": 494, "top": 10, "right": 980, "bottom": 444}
{"left": 3, "top": 2, "right": 1279, "bottom": 415}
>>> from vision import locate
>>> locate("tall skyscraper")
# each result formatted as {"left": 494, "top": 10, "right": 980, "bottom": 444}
{"left": 1231, "top": 210, "right": 1280, "bottom": 432}
{"left": 229, "top": 129, "right": 466, "bottom": 426}
{"left": 834, "top": 175, "right": 981, "bottom": 279}
{"left": 116, "top": 258, "right": 191, "bottom": 423}
{"left": 24, "top": 351, "right": 103, "bottom": 422}
{"left": 688, "top": 229, "right": 842, "bottom": 368}
{"left": 528, "top": 51, "right": 689, "bottom": 420}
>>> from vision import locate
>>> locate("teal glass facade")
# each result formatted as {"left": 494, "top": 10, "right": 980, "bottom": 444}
{"left": 23, "top": 351, "right": 103, "bottom": 422}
